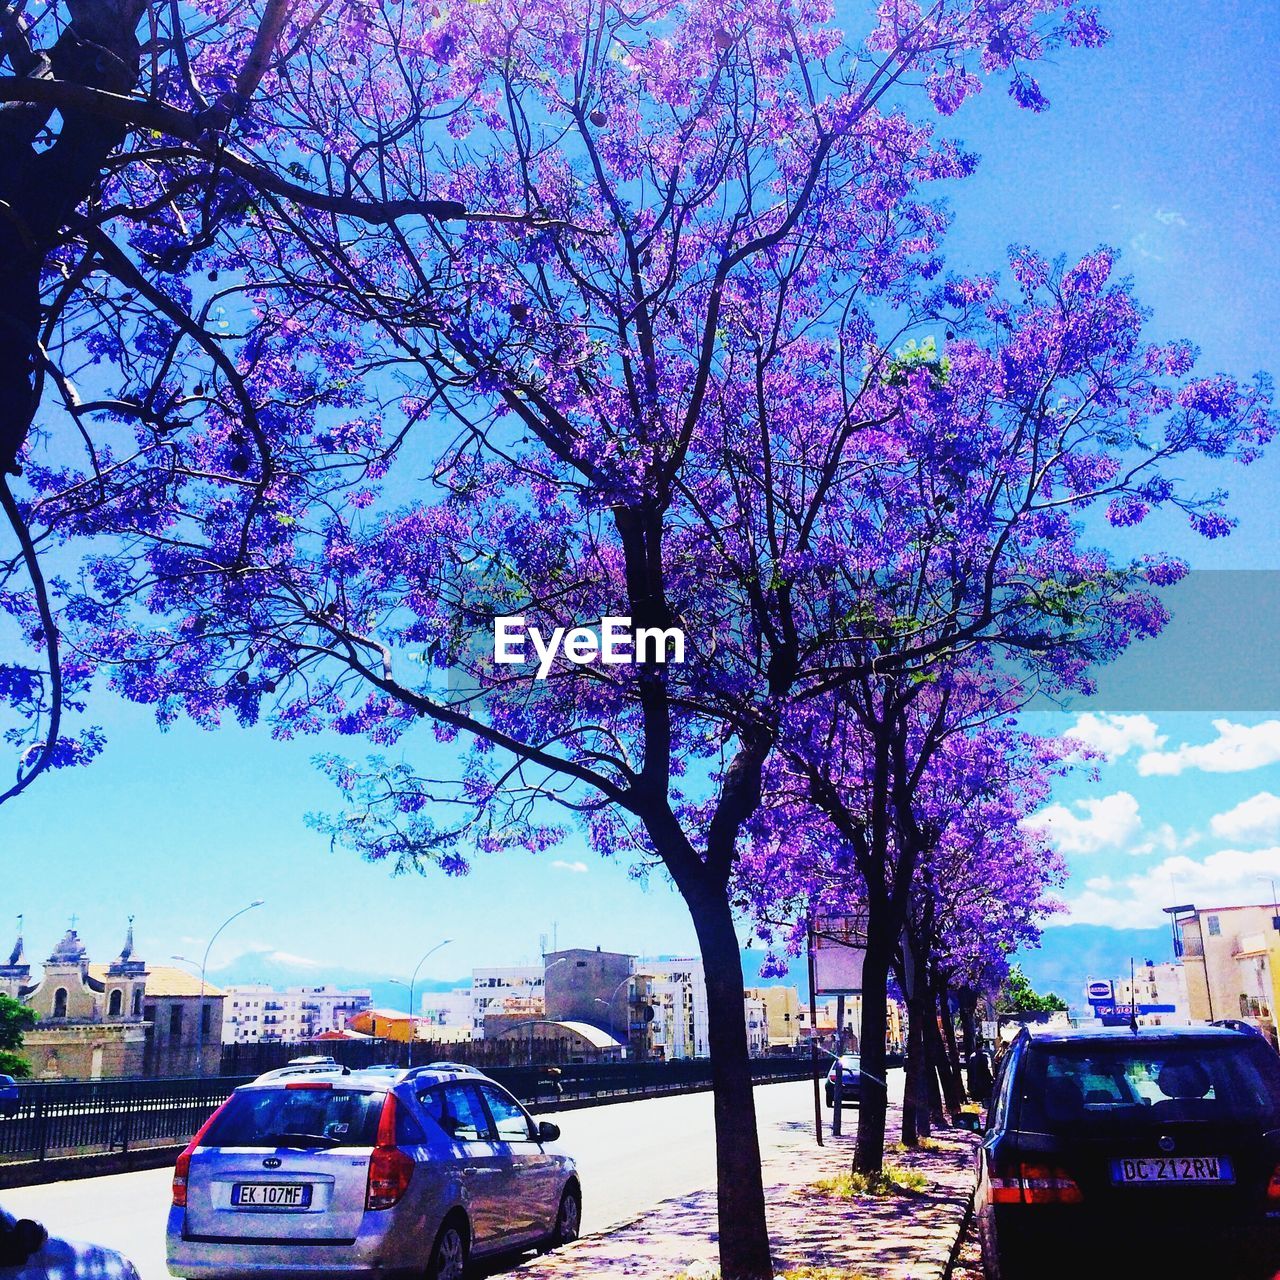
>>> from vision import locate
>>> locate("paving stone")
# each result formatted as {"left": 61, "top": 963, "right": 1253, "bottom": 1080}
{"left": 508, "top": 1104, "right": 978, "bottom": 1280}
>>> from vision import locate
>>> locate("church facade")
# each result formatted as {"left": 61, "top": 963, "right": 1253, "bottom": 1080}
{"left": 0, "top": 920, "right": 225, "bottom": 1080}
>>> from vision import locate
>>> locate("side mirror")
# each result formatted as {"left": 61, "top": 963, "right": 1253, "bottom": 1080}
{"left": 537, "top": 1121, "right": 560, "bottom": 1143}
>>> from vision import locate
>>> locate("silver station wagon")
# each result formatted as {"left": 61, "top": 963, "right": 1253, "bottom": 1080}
{"left": 166, "top": 1063, "right": 581, "bottom": 1280}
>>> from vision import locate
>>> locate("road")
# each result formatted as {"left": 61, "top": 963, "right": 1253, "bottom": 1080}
{"left": 1, "top": 1076, "right": 903, "bottom": 1280}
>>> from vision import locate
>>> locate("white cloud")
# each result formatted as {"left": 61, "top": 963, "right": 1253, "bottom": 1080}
{"left": 1210, "top": 792, "right": 1280, "bottom": 845}
{"left": 1025, "top": 792, "right": 1194, "bottom": 857}
{"left": 1138, "top": 720, "right": 1280, "bottom": 777}
{"left": 1061, "top": 846, "right": 1280, "bottom": 928}
{"left": 1063, "top": 713, "right": 1165, "bottom": 761}
{"left": 1025, "top": 792, "right": 1144, "bottom": 854}
{"left": 551, "top": 859, "right": 589, "bottom": 874}
{"left": 1154, "top": 208, "right": 1187, "bottom": 227}
{"left": 1129, "top": 232, "right": 1163, "bottom": 262}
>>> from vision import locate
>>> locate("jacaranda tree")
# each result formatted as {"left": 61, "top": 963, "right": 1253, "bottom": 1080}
{"left": 6, "top": 2, "right": 1276, "bottom": 1277}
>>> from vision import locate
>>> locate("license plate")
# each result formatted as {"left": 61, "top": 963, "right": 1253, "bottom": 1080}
{"left": 232, "top": 1182, "right": 313, "bottom": 1208}
{"left": 1111, "top": 1156, "right": 1233, "bottom": 1185}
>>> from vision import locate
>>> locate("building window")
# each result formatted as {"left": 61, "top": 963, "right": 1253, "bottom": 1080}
{"left": 133, "top": 989, "right": 143, "bottom": 1017}
{"left": 1207, "top": 915, "right": 1221, "bottom": 937}
{"left": 53, "top": 988, "right": 68, "bottom": 1018}
{"left": 202, "top": 1005, "right": 212, "bottom": 1036}
{"left": 170, "top": 1005, "right": 184, "bottom": 1036}
{"left": 108, "top": 989, "right": 123, "bottom": 1017}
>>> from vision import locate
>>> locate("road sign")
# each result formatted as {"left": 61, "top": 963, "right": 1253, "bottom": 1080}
{"left": 813, "top": 914, "right": 867, "bottom": 995}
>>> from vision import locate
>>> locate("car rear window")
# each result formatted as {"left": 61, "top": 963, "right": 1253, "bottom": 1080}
{"left": 202, "top": 1087, "right": 386, "bottom": 1148}
{"left": 1018, "top": 1039, "right": 1280, "bottom": 1132}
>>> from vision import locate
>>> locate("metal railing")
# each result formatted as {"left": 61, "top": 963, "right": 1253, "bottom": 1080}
{"left": 0, "top": 1076, "right": 250, "bottom": 1164}
{"left": 0, "top": 1058, "right": 810, "bottom": 1170}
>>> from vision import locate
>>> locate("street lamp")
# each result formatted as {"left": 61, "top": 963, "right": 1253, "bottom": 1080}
{"left": 196, "top": 900, "right": 264, "bottom": 1076}
{"left": 594, "top": 974, "right": 634, "bottom": 1057}
{"left": 396, "top": 939, "right": 452, "bottom": 1068}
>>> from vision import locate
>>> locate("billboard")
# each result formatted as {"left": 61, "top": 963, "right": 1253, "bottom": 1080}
{"left": 813, "top": 914, "right": 867, "bottom": 995}
{"left": 1085, "top": 979, "right": 1114, "bottom": 1006}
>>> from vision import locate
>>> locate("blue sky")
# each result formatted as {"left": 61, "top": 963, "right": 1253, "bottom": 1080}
{"left": 2, "top": 0, "right": 1278, "bottom": 987}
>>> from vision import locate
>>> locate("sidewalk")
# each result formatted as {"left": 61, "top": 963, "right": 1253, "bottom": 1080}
{"left": 509, "top": 1107, "right": 978, "bottom": 1280}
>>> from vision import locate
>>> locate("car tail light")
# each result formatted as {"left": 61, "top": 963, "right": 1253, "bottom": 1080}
{"left": 1019, "top": 1162, "right": 1084, "bottom": 1204}
{"left": 1267, "top": 1165, "right": 1280, "bottom": 1201}
{"left": 173, "top": 1100, "right": 230, "bottom": 1208}
{"left": 366, "top": 1094, "right": 414, "bottom": 1211}
{"left": 987, "top": 1158, "right": 1083, "bottom": 1205}
{"left": 987, "top": 1155, "right": 1024, "bottom": 1204}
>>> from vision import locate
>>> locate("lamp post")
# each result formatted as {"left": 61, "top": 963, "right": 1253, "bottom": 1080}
{"left": 594, "top": 973, "right": 634, "bottom": 1058}
{"left": 196, "top": 900, "right": 264, "bottom": 1076}
{"left": 393, "top": 939, "right": 452, "bottom": 1068}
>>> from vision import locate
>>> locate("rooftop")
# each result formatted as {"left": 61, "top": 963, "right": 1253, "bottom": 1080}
{"left": 86, "top": 963, "right": 224, "bottom": 998}
{"left": 1025, "top": 1023, "right": 1246, "bottom": 1042}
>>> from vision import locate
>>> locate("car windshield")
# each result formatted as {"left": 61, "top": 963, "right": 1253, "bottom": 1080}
{"left": 1018, "top": 1038, "right": 1280, "bottom": 1132}
{"left": 201, "top": 1087, "right": 386, "bottom": 1148}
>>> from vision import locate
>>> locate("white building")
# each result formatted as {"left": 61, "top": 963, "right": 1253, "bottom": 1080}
{"left": 640, "top": 958, "right": 710, "bottom": 1059}
{"left": 420, "top": 990, "right": 477, "bottom": 1037}
{"left": 470, "top": 966, "right": 544, "bottom": 1033}
{"left": 1109, "top": 961, "right": 1191, "bottom": 1028}
{"left": 222, "top": 984, "right": 372, "bottom": 1043}
{"left": 744, "top": 992, "right": 768, "bottom": 1056}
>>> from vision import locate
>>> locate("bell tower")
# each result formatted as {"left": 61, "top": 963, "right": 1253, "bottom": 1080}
{"left": 106, "top": 916, "right": 148, "bottom": 1021}
{"left": 0, "top": 915, "right": 31, "bottom": 1001}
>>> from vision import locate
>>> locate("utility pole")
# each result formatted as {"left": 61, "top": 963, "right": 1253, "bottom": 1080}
{"left": 832, "top": 993, "right": 846, "bottom": 1137}
{"left": 807, "top": 918, "right": 823, "bottom": 1147}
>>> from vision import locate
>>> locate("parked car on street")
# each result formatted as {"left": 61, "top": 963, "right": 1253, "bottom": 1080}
{"left": 166, "top": 1062, "right": 580, "bottom": 1280}
{"left": 977, "top": 1024, "right": 1280, "bottom": 1279}
{"left": 1, "top": 1205, "right": 142, "bottom": 1278}
{"left": 0, "top": 1075, "right": 19, "bottom": 1119}
{"left": 824, "top": 1054, "right": 861, "bottom": 1108}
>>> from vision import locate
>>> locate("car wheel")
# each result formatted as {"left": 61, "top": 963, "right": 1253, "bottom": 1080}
{"left": 548, "top": 1183, "right": 581, "bottom": 1249}
{"left": 427, "top": 1216, "right": 469, "bottom": 1280}
{"left": 824, "top": 1089, "right": 833, "bottom": 1108}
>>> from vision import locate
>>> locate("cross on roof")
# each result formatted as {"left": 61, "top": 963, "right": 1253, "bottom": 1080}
{"left": 69, "top": 913, "right": 79, "bottom": 930}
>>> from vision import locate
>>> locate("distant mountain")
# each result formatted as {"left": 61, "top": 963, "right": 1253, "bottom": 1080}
{"left": 206, "top": 952, "right": 469, "bottom": 1014}
{"left": 202, "top": 931, "right": 1172, "bottom": 1021}
{"left": 1015, "top": 924, "right": 1175, "bottom": 1014}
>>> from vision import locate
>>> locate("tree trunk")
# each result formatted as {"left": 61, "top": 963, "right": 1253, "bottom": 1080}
{"left": 934, "top": 984, "right": 966, "bottom": 1119}
{"left": 853, "top": 926, "right": 892, "bottom": 1174}
{"left": 0, "top": 1, "right": 148, "bottom": 475}
{"left": 957, "top": 987, "right": 979, "bottom": 1061}
{"left": 689, "top": 888, "right": 774, "bottom": 1280}
{"left": 901, "top": 979, "right": 930, "bottom": 1144}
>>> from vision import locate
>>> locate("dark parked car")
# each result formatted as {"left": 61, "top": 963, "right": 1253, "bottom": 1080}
{"left": 824, "top": 1054, "right": 861, "bottom": 1108}
{"left": 0, "top": 1075, "right": 19, "bottom": 1119}
{"left": 977, "top": 1024, "right": 1280, "bottom": 1279}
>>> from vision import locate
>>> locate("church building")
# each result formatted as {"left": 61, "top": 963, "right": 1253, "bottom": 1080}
{"left": 0, "top": 918, "right": 225, "bottom": 1080}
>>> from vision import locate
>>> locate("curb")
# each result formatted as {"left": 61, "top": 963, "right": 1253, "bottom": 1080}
{"left": 940, "top": 1189, "right": 976, "bottom": 1279}
{"left": 0, "top": 1144, "right": 183, "bottom": 1190}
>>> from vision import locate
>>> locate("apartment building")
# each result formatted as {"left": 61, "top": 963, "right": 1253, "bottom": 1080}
{"left": 222, "top": 984, "right": 372, "bottom": 1043}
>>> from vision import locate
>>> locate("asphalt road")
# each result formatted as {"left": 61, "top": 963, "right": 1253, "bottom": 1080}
{"left": 2, "top": 1076, "right": 899, "bottom": 1280}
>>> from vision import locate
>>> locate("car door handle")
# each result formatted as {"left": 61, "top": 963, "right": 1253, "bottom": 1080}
{"left": 463, "top": 1167, "right": 500, "bottom": 1177}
